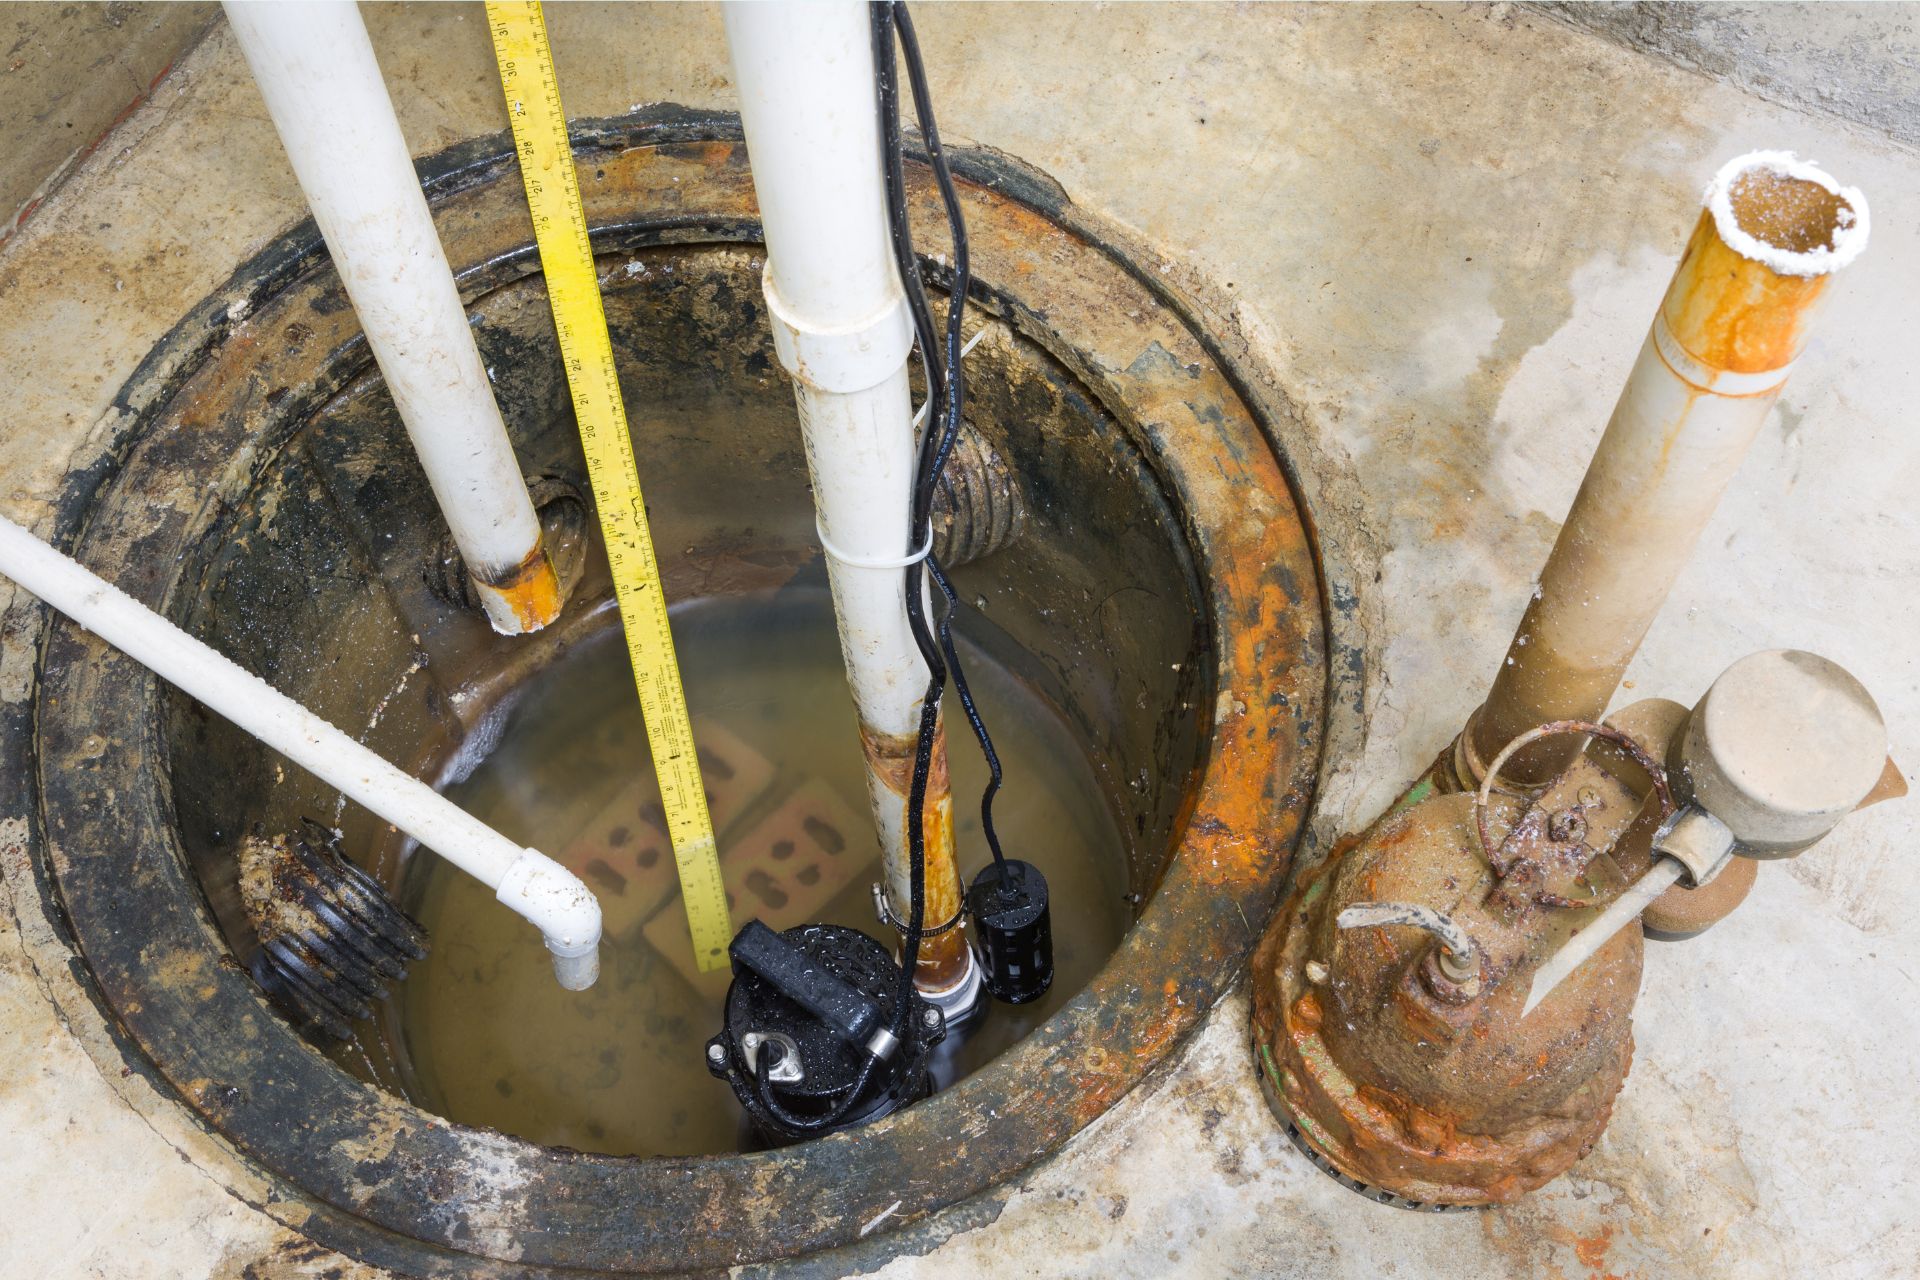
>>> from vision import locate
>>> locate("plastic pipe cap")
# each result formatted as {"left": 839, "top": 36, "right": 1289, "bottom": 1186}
{"left": 1680, "top": 650, "right": 1887, "bottom": 856}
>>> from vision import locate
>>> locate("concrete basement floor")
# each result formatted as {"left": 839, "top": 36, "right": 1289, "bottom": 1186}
{"left": 2, "top": 4, "right": 1916, "bottom": 1276}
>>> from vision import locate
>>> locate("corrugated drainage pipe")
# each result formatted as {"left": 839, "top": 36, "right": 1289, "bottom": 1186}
{"left": 1462, "top": 151, "right": 1870, "bottom": 786}
{"left": 225, "top": 0, "right": 563, "bottom": 636}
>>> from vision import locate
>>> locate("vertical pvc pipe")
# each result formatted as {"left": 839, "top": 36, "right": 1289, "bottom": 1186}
{"left": 1465, "top": 153, "right": 1869, "bottom": 785}
{"left": 0, "top": 513, "right": 600, "bottom": 988}
{"left": 726, "top": 0, "right": 976, "bottom": 998}
{"left": 225, "top": 0, "right": 561, "bottom": 635}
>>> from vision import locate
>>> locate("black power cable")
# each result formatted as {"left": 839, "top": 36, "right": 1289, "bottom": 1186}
{"left": 871, "top": 0, "right": 940, "bottom": 1045}
{"left": 892, "top": 0, "right": 1012, "bottom": 872}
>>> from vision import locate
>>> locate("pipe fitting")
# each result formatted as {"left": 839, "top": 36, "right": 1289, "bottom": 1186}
{"left": 762, "top": 277, "right": 915, "bottom": 395}
{"left": 495, "top": 848, "right": 604, "bottom": 990}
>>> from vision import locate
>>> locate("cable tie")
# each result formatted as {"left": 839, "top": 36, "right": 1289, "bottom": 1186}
{"left": 815, "top": 517, "right": 933, "bottom": 570}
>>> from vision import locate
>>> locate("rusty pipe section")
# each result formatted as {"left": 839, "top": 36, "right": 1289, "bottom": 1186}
{"left": 1463, "top": 153, "right": 1869, "bottom": 785}
{"left": 861, "top": 720, "right": 967, "bottom": 991}
{"left": 726, "top": 1, "right": 974, "bottom": 997}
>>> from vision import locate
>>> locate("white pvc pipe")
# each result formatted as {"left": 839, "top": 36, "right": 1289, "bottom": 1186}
{"left": 225, "top": 0, "right": 559, "bottom": 636}
{"left": 726, "top": 0, "right": 977, "bottom": 998}
{"left": 0, "top": 512, "right": 602, "bottom": 990}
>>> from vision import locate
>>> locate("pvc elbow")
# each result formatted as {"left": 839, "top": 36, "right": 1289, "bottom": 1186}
{"left": 494, "top": 848, "right": 603, "bottom": 991}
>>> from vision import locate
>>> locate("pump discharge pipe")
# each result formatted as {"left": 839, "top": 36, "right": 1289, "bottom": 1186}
{"left": 1455, "top": 152, "right": 1870, "bottom": 787}
{"left": 0, "top": 512, "right": 602, "bottom": 990}
{"left": 225, "top": 0, "right": 562, "bottom": 636}
{"left": 725, "top": 0, "right": 979, "bottom": 1006}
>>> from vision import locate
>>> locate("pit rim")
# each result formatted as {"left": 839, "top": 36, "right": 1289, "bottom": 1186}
{"left": 6, "top": 108, "right": 1331, "bottom": 1277}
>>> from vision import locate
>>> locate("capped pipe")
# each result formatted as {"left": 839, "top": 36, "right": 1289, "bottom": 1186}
{"left": 225, "top": 0, "right": 562, "bottom": 635}
{"left": 1463, "top": 152, "right": 1869, "bottom": 785}
{"left": 0, "top": 512, "right": 601, "bottom": 989}
{"left": 725, "top": 0, "right": 975, "bottom": 997}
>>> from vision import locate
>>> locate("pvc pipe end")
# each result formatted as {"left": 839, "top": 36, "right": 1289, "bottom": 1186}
{"left": 548, "top": 941, "right": 602, "bottom": 991}
{"left": 473, "top": 542, "right": 564, "bottom": 635}
{"left": 1706, "top": 151, "right": 1869, "bottom": 278}
{"left": 495, "top": 848, "right": 604, "bottom": 990}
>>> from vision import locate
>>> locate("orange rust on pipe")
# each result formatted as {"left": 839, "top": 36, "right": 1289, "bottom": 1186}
{"left": 1662, "top": 208, "right": 1834, "bottom": 378}
{"left": 1664, "top": 163, "right": 1856, "bottom": 376}
{"left": 859, "top": 719, "right": 968, "bottom": 990}
{"left": 473, "top": 537, "right": 563, "bottom": 633}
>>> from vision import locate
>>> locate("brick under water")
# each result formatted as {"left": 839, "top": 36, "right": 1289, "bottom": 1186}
{"left": 360, "top": 584, "right": 1128, "bottom": 1157}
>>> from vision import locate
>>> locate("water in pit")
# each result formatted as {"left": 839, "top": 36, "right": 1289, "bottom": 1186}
{"left": 373, "top": 585, "right": 1130, "bottom": 1157}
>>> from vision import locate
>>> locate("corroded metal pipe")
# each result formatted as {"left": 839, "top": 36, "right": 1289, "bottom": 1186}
{"left": 1462, "top": 152, "right": 1869, "bottom": 786}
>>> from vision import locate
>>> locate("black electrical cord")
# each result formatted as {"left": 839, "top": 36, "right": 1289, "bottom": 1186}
{"left": 871, "top": 0, "right": 937, "bottom": 1030}
{"left": 927, "top": 560, "right": 1007, "bottom": 867}
{"left": 893, "top": 0, "right": 1011, "bottom": 871}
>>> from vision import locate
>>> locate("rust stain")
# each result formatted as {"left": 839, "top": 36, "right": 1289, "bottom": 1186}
{"left": 1661, "top": 209, "right": 1831, "bottom": 376}
{"left": 858, "top": 719, "right": 967, "bottom": 988}
{"left": 1573, "top": 1224, "right": 1616, "bottom": 1272}
{"left": 474, "top": 538, "right": 563, "bottom": 631}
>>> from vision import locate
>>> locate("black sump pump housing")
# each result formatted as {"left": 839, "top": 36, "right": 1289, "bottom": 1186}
{"left": 707, "top": 922, "right": 945, "bottom": 1144}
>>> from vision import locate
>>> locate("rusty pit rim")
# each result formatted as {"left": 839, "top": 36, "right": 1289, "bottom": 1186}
{"left": 10, "top": 109, "right": 1327, "bottom": 1276}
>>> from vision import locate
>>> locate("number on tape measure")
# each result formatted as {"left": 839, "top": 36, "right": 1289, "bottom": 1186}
{"left": 486, "top": 1, "right": 730, "bottom": 971}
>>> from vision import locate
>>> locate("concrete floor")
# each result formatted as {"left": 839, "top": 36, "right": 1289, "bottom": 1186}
{"left": 3, "top": 4, "right": 1916, "bottom": 1276}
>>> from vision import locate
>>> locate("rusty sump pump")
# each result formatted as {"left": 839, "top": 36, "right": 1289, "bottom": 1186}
{"left": 1252, "top": 152, "right": 1903, "bottom": 1209}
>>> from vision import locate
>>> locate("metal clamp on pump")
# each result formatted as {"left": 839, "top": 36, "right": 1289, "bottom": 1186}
{"left": 705, "top": 921, "right": 945, "bottom": 1145}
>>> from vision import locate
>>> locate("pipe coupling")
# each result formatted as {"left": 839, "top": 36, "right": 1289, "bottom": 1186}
{"left": 1651, "top": 311, "right": 1794, "bottom": 398}
{"left": 761, "top": 273, "right": 915, "bottom": 395}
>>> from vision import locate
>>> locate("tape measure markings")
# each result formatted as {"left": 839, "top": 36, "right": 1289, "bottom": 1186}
{"left": 486, "top": 1, "right": 729, "bottom": 971}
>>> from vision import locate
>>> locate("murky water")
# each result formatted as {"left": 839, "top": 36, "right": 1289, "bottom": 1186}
{"left": 378, "top": 584, "right": 1129, "bottom": 1157}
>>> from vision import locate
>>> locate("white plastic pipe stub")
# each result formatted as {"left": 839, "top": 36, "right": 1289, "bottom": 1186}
{"left": 0, "top": 512, "right": 603, "bottom": 992}
{"left": 495, "top": 848, "right": 605, "bottom": 990}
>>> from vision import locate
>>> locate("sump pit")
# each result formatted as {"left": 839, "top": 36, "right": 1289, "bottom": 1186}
{"left": 15, "top": 111, "right": 1327, "bottom": 1274}
{"left": 388, "top": 589, "right": 1129, "bottom": 1158}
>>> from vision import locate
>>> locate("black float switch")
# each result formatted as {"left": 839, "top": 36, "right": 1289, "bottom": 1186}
{"left": 966, "top": 859, "right": 1053, "bottom": 1004}
{"left": 706, "top": 921, "right": 944, "bottom": 1145}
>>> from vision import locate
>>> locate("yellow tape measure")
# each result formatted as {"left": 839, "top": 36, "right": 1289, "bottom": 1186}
{"left": 486, "top": 1, "right": 729, "bottom": 971}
